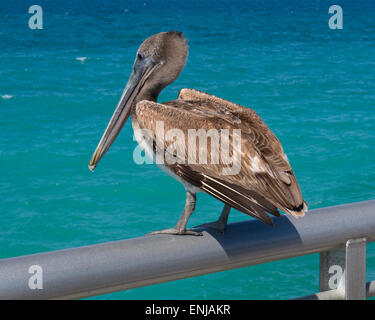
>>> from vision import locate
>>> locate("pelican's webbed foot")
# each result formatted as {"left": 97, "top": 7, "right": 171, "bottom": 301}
{"left": 146, "top": 191, "right": 202, "bottom": 237}
{"left": 147, "top": 228, "right": 202, "bottom": 236}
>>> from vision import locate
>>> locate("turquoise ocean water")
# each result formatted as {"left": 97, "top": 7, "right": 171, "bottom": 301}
{"left": 1, "top": 0, "right": 374, "bottom": 299}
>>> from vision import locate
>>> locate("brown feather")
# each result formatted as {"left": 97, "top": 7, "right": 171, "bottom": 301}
{"left": 134, "top": 91, "right": 307, "bottom": 224}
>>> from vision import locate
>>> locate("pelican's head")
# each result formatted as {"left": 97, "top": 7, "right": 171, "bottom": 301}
{"left": 88, "top": 31, "right": 188, "bottom": 171}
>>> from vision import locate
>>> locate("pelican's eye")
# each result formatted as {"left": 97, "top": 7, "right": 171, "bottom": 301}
{"left": 134, "top": 52, "right": 146, "bottom": 72}
{"left": 137, "top": 52, "right": 144, "bottom": 61}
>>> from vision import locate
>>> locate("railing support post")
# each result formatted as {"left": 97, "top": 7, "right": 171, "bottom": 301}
{"left": 319, "top": 238, "right": 367, "bottom": 300}
{"left": 344, "top": 238, "right": 367, "bottom": 299}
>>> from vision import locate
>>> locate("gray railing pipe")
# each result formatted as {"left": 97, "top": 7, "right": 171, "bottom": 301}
{"left": 0, "top": 200, "right": 375, "bottom": 299}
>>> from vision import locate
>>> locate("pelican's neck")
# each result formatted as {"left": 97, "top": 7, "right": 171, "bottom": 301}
{"left": 136, "top": 90, "right": 158, "bottom": 104}
{"left": 130, "top": 87, "right": 161, "bottom": 117}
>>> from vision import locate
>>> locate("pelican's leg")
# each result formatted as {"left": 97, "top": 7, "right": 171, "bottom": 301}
{"left": 194, "top": 204, "right": 231, "bottom": 234}
{"left": 147, "top": 191, "right": 202, "bottom": 236}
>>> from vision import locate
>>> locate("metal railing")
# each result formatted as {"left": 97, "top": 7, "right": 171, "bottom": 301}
{"left": 0, "top": 200, "right": 374, "bottom": 300}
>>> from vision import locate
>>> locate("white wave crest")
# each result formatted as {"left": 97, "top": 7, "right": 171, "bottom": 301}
{"left": 76, "top": 57, "right": 87, "bottom": 63}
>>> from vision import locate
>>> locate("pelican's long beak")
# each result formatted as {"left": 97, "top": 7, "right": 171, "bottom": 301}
{"left": 89, "top": 57, "right": 158, "bottom": 171}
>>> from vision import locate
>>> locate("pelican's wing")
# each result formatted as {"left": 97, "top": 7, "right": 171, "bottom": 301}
{"left": 179, "top": 89, "right": 290, "bottom": 172}
{"left": 178, "top": 89, "right": 308, "bottom": 215}
{"left": 135, "top": 98, "right": 307, "bottom": 225}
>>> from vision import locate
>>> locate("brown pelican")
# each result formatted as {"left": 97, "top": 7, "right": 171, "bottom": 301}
{"left": 88, "top": 31, "right": 308, "bottom": 235}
